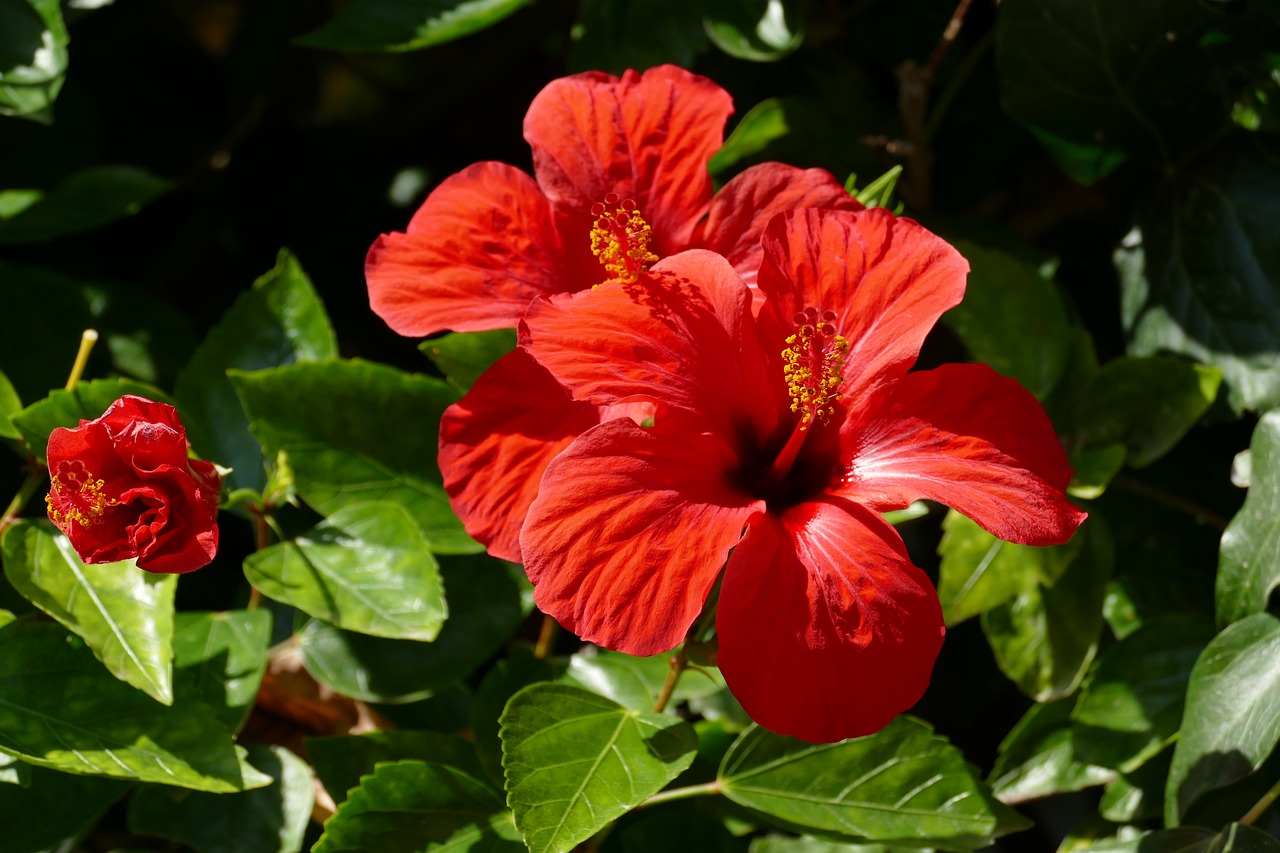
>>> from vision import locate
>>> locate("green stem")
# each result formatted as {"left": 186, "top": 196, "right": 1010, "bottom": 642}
{"left": 1241, "top": 774, "right": 1280, "bottom": 826}
{"left": 639, "top": 781, "right": 722, "bottom": 809}
{"left": 0, "top": 469, "right": 44, "bottom": 536}
{"left": 534, "top": 613, "right": 558, "bottom": 659}
{"left": 652, "top": 647, "right": 688, "bottom": 714}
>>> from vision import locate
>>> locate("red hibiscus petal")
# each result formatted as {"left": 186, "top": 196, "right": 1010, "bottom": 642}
{"left": 697, "top": 163, "right": 862, "bottom": 295}
{"left": 520, "top": 417, "right": 763, "bottom": 656}
{"left": 438, "top": 349, "right": 601, "bottom": 563}
{"left": 524, "top": 65, "right": 733, "bottom": 255}
{"left": 757, "top": 208, "right": 969, "bottom": 411}
{"left": 840, "top": 362, "right": 1087, "bottom": 546}
{"left": 521, "top": 249, "right": 777, "bottom": 442}
{"left": 717, "top": 497, "right": 945, "bottom": 742}
{"left": 366, "top": 162, "right": 578, "bottom": 336}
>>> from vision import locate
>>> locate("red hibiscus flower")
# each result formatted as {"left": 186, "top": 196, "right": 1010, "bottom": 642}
{"left": 366, "top": 64, "right": 860, "bottom": 337}
{"left": 46, "top": 395, "right": 221, "bottom": 574}
{"left": 505, "top": 207, "right": 1086, "bottom": 743}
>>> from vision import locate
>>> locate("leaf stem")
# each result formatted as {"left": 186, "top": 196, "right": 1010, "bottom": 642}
{"left": 534, "top": 612, "right": 558, "bottom": 659}
{"left": 1111, "top": 474, "right": 1232, "bottom": 531}
{"left": 639, "top": 781, "right": 722, "bottom": 808}
{"left": 1241, "top": 774, "right": 1280, "bottom": 826}
{"left": 652, "top": 646, "right": 688, "bottom": 714}
{"left": 64, "top": 329, "right": 99, "bottom": 391}
{"left": 0, "top": 467, "right": 44, "bottom": 537}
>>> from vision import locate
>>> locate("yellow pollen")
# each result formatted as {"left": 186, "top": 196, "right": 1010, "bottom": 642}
{"left": 589, "top": 193, "right": 658, "bottom": 283}
{"left": 781, "top": 308, "right": 849, "bottom": 429}
{"left": 47, "top": 460, "right": 116, "bottom": 528}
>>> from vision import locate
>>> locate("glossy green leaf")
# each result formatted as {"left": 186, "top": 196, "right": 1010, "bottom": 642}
{"left": 245, "top": 501, "right": 445, "bottom": 641}
{"left": 568, "top": 0, "right": 708, "bottom": 76}
{"left": 988, "top": 700, "right": 1114, "bottom": 804}
{"left": 997, "top": 0, "right": 1217, "bottom": 179}
{"left": 937, "top": 509, "right": 1083, "bottom": 626}
{"left": 0, "top": 0, "right": 68, "bottom": 122}
{"left": 128, "top": 744, "right": 313, "bottom": 853}
{"left": 2, "top": 520, "right": 176, "bottom": 703}
{"left": 720, "top": 717, "right": 1024, "bottom": 850}
{"left": 314, "top": 760, "right": 523, "bottom": 853}
{"left": 300, "top": 556, "right": 528, "bottom": 702}
{"left": 308, "top": 730, "right": 486, "bottom": 807}
{"left": 175, "top": 249, "right": 337, "bottom": 493}
{"left": 1081, "top": 824, "right": 1280, "bottom": 853}
{"left": 0, "top": 764, "right": 129, "bottom": 853}
{"left": 942, "top": 242, "right": 1073, "bottom": 399}
{"left": 0, "top": 368, "right": 20, "bottom": 439}
{"left": 501, "top": 683, "right": 698, "bottom": 853}
{"left": 0, "top": 165, "right": 170, "bottom": 243}
{"left": 0, "top": 748, "right": 29, "bottom": 785}
{"left": 472, "top": 646, "right": 564, "bottom": 786}
{"left": 1118, "top": 138, "right": 1280, "bottom": 413}
{"left": 1077, "top": 357, "right": 1221, "bottom": 467}
{"left": 981, "top": 517, "right": 1113, "bottom": 701}
{"left": 561, "top": 648, "right": 725, "bottom": 712}
{"left": 230, "top": 359, "right": 476, "bottom": 553}
{"left": 1166, "top": 613, "right": 1280, "bottom": 825}
{"left": 709, "top": 98, "right": 790, "bottom": 176}
{"left": 0, "top": 619, "right": 270, "bottom": 792}
{"left": 703, "top": 0, "right": 803, "bottom": 62}
{"left": 1071, "top": 615, "right": 1214, "bottom": 772}
{"left": 1099, "top": 748, "right": 1171, "bottom": 823}
{"left": 1217, "top": 411, "right": 1280, "bottom": 627}
{"left": 10, "top": 377, "right": 173, "bottom": 463}
{"left": 172, "top": 610, "right": 272, "bottom": 732}
{"left": 420, "top": 328, "right": 516, "bottom": 391}
{"left": 297, "top": 0, "right": 534, "bottom": 51}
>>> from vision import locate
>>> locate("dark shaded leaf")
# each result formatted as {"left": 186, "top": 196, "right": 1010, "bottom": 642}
{"left": 568, "top": 0, "right": 708, "bottom": 75}
{"left": 172, "top": 610, "right": 272, "bottom": 732}
{"left": 308, "top": 730, "right": 486, "bottom": 807}
{"left": 0, "top": 166, "right": 170, "bottom": 242}
{"left": 988, "top": 700, "right": 1114, "bottom": 804}
{"left": 297, "top": 0, "right": 534, "bottom": 52}
{"left": 0, "top": 763, "right": 129, "bottom": 853}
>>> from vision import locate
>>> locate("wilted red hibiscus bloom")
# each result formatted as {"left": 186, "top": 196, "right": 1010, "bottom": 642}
{"left": 366, "top": 63, "right": 860, "bottom": 337}
{"left": 46, "top": 395, "right": 221, "bottom": 574}
{"left": 508, "top": 208, "right": 1087, "bottom": 743}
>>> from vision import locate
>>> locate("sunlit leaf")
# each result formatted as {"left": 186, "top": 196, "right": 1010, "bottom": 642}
{"left": 720, "top": 718, "right": 1025, "bottom": 850}
{"left": 0, "top": 0, "right": 68, "bottom": 122}
{"left": 128, "top": 744, "right": 313, "bottom": 853}
{"left": 560, "top": 648, "right": 725, "bottom": 712}
{"left": 1217, "top": 411, "right": 1280, "bottom": 627}
{"left": 420, "top": 328, "right": 516, "bottom": 392}
{"left": 245, "top": 501, "right": 446, "bottom": 641}
{"left": 308, "top": 730, "right": 486, "bottom": 808}
{"left": 10, "top": 377, "right": 174, "bottom": 464}
{"left": 0, "top": 368, "right": 20, "bottom": 439}
{"left": 472, "top": 646, "right": 563, "bottom": 786}
{"left": 709, "top": 98, "right": 790, "bottom": 176}
{"left": 989, "top": 700, "right": 1114, "bottom": 804}
{"left": 2, "top": 519, "right": 176, "bottom": 703}
{"left": 703, "top": 0, "right": 803, "bottom": 62}
{"left": 297, "top": 0, "right": 534, "bottom": 52}
{"left": 175, "top": 249, "right": 337, "bottom": 494}
{"left": 0, "top": 619, "right": 270, "bottom": 792}
{"left": 501, "top": 683, "right": 698, "bottom": 853}
{"left": 172, "top": 610, "right": 272, "bottom": 732}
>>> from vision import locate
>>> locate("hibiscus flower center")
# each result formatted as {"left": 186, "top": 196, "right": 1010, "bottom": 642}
{"left": 767, "top": 307, "right": 849, "bottom": 484}
{"left": 589, "top": 193, "right": 658, "bottom": 283}
{"left": 46, "top": 459, "right": 117, "bottom": 527}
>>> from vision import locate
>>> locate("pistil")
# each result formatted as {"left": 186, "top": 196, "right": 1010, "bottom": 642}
{"left": 589, "top": 193, "right": 658, "bottom": 283}
{"left": 768, "top": 308, "right": 848, "bottom": 483}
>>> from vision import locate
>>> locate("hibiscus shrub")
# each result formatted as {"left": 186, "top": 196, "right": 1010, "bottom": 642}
{"left": 1, "top": 1, "right": 1278, "bottom": 852}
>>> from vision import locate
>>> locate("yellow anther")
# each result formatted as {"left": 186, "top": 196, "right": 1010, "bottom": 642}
{"left": 780, "top": 308, "right": 848, "bottom": 429}
{"left": 47, "top": 462, "right": 116, "bottom": 527}
{"left": 589, "top": 193, "right": 658, "bottom": 283}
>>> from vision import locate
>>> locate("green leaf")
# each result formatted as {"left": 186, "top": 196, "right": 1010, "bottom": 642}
{"left": 1118, "top": 138, "right": 1280, "bottom": 414}
{"left": 10, "top": 377, "right": 173, "bottom": 463}
{"left": 0, "top": 749, "right": 29, "bottom": 785}
{"left": 0, "top": 764, "right": 129, "bottom": 853}
{"left": 0, "top": 0, "right": 68, "bottom": 122}
{"left": 174, "top": 249, "right": 337, "bottom": 494}
{"left": 988, "top": 700, "right": 1114, "bottom": 804}
{"left": 996, "top": 0, "right": 1218, "bottom": 179}
{"left": 1076, "top": 357, "right": 1222, "bottom": 467}
{"left": 1166, "top": 613, "right": 1280, "bottom": 825}
{"left": 308, "top": 730, "right": 486, "bottom": 808}
{"left": 300, "top": 556, "right": 528, "bottom": 703}
{"left": 0, "top": 367, "right": 20, "bottom": 440}
{"left": 1071, "top": 615, "right": 1215, "bottom": 773}
{"left": 314, "top": 760, "right": 523, "bottom": 853}
{"left": 1069, "top": 443, "right": 1128, "bottom": 500}
{"left": 0, "top": 165, "right": 170, "bottom": 242}
{"left": 568, "top": 0, "right": 708, "bottom": 76}
{"left": 0, "top": 619, "right": 270, "bottom": 792}
{"left": 750, "top": 838, "right": 928, "bottom": 853}
{"left": 561, "top": 648, "right": 725, "bottom": 712}
{"left": 1217, "top": 411, "right": 1280, "bottom": 627}
{"left": 981, "top": 517, "right": 1113, "bottom": 701}
{"left": 172, "top": 610, "right": 272, "bottom": 732}
{"left": 719, "top": 717, "right": 1023, "bottom": 850}
{"left": 1099, "top": 748, "right": 1171, "bottom": 823}
{"left": 942, "top": 242, "right": 1073, "bottom": 399}
{"left": 702, "top": 0, "right": 803, "bottom": 62}
{"left": 230, "top": 359, "right": 477, "bottom": 553}
{"left": 128, "top": 744, "right": 313, "bottom": 853}
{"left": 501, "top": 683, "right": 698, "bottom": 853}
{"left": 937, "top": 509, "right": 1083, "bottom": 626}
{"left": 420, "top": 328, "right": 516, "bottom": 392}
{"left": 1083, "top": 824, "right": 1280, "bottom": 853}
{"left": 472, "top": 646, "right": 564, "bottom": 786}
{"left": 245, "top": 501, "right": 446, "bottom": 641}
{"left": 709, "top": 98, "right": 790, "bottom": 176}
{"left": 2, "top": 520, "right": 176, "bottom": 704}
{"left": 296, "top": 0, "right": 534, "bottom": 51}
